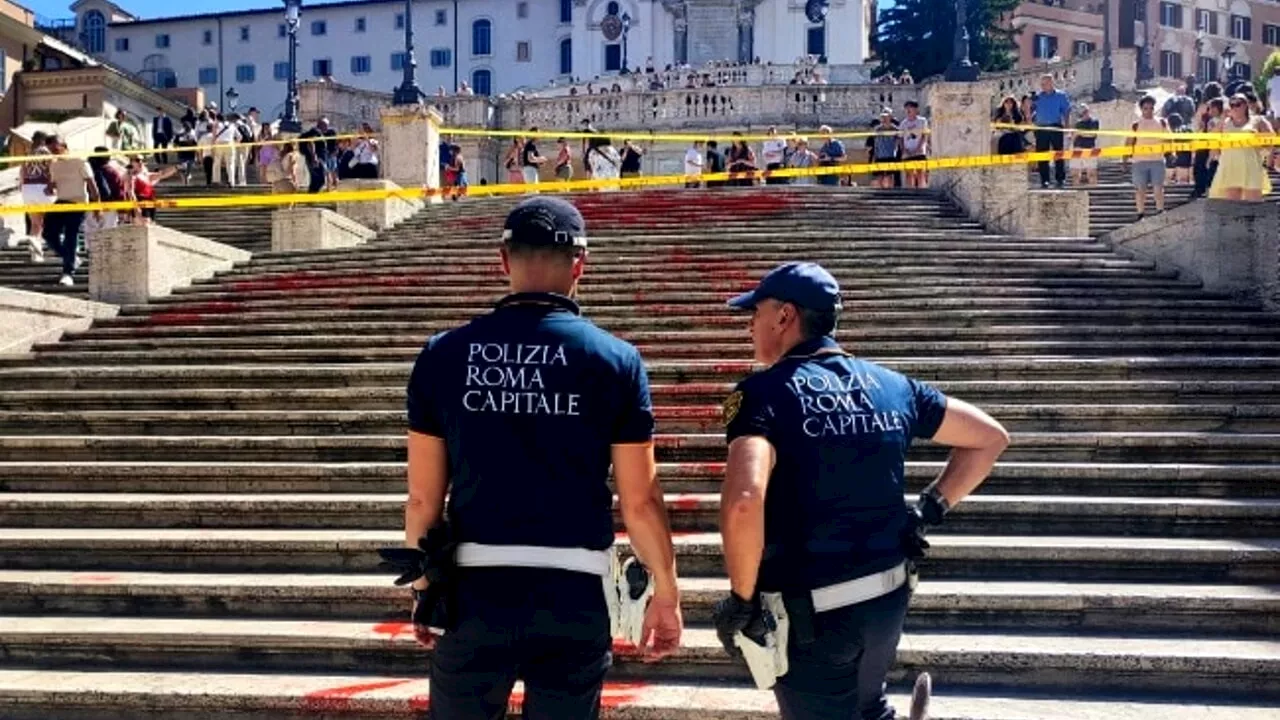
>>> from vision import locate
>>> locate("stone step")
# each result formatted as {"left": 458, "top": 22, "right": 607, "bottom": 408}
{"left": 19, "top": 339, "right": 1280, "bottom": 365}
{"left": 2, "top": 571, "right": 1272, "bottom": 635}
{"left": 0, "top": 618, "right": 1274, "bottom": 697}
{"left": 0, "top": 669, "right": 1275, "bottom": 720}
{"left": 0, "top": 460, "right": 1272, "bottom": 498}
{"left": 0, "top": 492, "right": 1272, "bottom": 538}
{"left": 3, "top": 404, "right": 1279, "bottom": 435}
{"left": 9, "top": 380, "right": 1279, "bottom": 412}
{"left": 0, "top": 530, "right": 1272, "bottom": 582}
{"left": 2, "top": 357, "right": 1277, "bottom": 392}
{"left": 1, "top": 432, "right": 1278, "bottom": 464}
{"left": 44, "top": 328, "right": 1280, "bottom": 355}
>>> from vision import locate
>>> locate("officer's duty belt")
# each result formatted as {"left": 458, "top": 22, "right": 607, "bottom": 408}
{"left": 455, "top": 542, "right": 611, "bottom": 577}
{"left": 810, "top": 562, "right": 907, "bottom": 613}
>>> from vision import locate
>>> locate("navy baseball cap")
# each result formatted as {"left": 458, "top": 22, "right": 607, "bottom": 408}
{"left": 502, "top": 197, "right": 588, "bottom": 248}
{"left": 728, "top": 262, "right": 843, "bottom": 312}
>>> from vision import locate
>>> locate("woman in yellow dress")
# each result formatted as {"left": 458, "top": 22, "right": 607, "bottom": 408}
{"left": 1209, "top": 94, "right": 1274, "bottom": 202}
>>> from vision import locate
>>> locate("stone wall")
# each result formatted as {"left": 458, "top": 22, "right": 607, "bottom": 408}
{"left": 0, "top": 288, "right": 118, "bottom": 355}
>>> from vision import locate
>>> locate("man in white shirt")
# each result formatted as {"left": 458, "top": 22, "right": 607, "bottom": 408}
{"left": 1268, "top": 68, "right": 1280, "bottom": 119}
{"left": 213, "top": 116, "right": 240, "bottom": 187}
{"left": 761, "top": 126, "right": 787, "bottom": 185}
{"left": 899, "top": 100, "right": 930, "bottom": 188}
{"left": 684, "top": 140, "right": 704, "bottom": 188}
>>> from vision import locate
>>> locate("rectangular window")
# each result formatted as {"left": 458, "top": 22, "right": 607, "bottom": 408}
{"left": 391, "top": 52, "right": 407, "bottom": 71}
{"left": 312, "top": 58, "right": 332, "bottom": 77}
{"left": 1265, "top": 23, "right": 1280, "bottom": 47}
{"left": 156, "top": 33, "right": 170, "bottom": 48}
{"left": 1159, "top": 50, "right": 1182, "bottom": 78}
{"left": 435, "top": 9, "right": 447, "bottom": 25}
{"left": 806, "top": 25, "right": 826, "bottom": 59}
{"left": 560, "top": 0, "right": 572, "bottom": 23}
{"left": 1196, "top": 9, "right": 1218, "bottom": 35}
{"left": 114, "top": 37, "right": 129, "bottom": 52}
{"left": 429, "top": 48, "right": 452, "bottom": 67}
{"left": 1199, "top": 56, "right": 1218, "bottom": 83}
{"left": 236, "top": 64, "right": 255, "bottom": 83}
{"left": 516, "top": 41, "right": 531, "bottom": 62}
{"left": 1072, "top": 40, "right": 1095, "bottom": 57}
{"left": 1159, "top": 2, "right": 1182, "bottom": 29}
{"left": 202, "top": 29, "right": 213, "bottom": 45}
{"left": 278, "top": 24, "right": 286, "bottom": 38}
{"left": 517, "top": 2, "right": 528, "bottom": 18}
{"left": 274, "top": 61, "right": 290, "bottom": 80}
{"left": 240, "top": 26, "right": 250, "bottom": 41}
{"left": 395, "top": 13, "right": 405, "bottom": 29}
{"left": 198, "top": 67, "right": 218, "bottom": 85}
{"left": 1230, "top": 14, "right": 1251, "bottom": 41}
{"left": 1236, "top": 63, "right": 1252, "bottom": 81}
{"left": 351, "top": 55, "right": 371, "bottom": 74}
{"left": 1135, "top": 0, "right": 1146, "bottom": 21}
{"left": 311, "top": 20, "right": 327, "bottom": 36}
{"left": 355, "top": 17, "right": 366, "bottom": 32}
{"left": 1032, "top": 33, "right": 1059, "bottom": 60}
{"left": 604, "top": 43, "right": 621, "bottom": 71}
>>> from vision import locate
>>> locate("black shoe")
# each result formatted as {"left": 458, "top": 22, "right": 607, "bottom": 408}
{"left": 1041, "top": 182, "right": 1050, "bottom": 189}
{"left": 1055, "top": 181, "right": 1065, "bottom": 189}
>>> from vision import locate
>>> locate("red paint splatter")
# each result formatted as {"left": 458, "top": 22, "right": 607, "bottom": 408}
{"left": 668, "top": 496, "right": 703, "bottom": 511}
{"left": 70, "top": 574, "right": 118, "bottom": 583}
{"left": 372, "top": 622, "right": 413, "bottom": 641}
{"left": 301, "top": 679, "right": 414, "bottom": 713}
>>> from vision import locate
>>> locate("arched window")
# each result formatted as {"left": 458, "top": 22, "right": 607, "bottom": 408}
{"left": 472, "top": 19, "right": 491, "bottom": 56}
{"left": 606, "top": 2, "right": 619, "bottom": 16}
{"left": 471, "top": 68, "right": 492, "bottom": 95}
{"left": 560, "top": 0, "right": 573, "bottom": 23}
{"left": 559, "top": 38, "right": 572, "bottom": 75}
{"left": 83, "top": 10, "right": 106, "bottom": 54}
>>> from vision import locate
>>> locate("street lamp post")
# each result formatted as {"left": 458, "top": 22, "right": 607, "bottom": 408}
{"left": 391, "top": 0, "right": 424, "bottom": 105}
{"left": 225, "top": 87, "right": 240, "bottom": 113}
{"left": 279, "top": 0, "right": 302, "bottom": 134}
{"left": 944, "top": 0, "right": 979, "bottom": 81}
{"left": 1094, "top": 0, "right": 1116, "bottom": 101}
{"left": 621, "top": 12, "right": 631, "bottom": 73}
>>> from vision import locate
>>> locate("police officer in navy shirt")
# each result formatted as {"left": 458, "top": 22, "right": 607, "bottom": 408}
{"left": 713, "top": 262, "right": 1008, "bottom": 719}
{"left": 404, "top": 196, "right": 682, "bottom": 720}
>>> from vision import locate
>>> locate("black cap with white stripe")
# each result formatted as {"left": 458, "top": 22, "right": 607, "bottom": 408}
{"left": 501, "top": 197, "right": 588, "bottom": 249}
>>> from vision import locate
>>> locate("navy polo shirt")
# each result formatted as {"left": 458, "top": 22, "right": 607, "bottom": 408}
{"left": 407, "top": 292, "right": 654, "bottom": 551}
{"left": 725, "top": 336, "right": 947, "bottom": 591}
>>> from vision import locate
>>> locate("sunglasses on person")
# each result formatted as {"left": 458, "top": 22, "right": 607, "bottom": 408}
{"left": 1229, "top": 101, "right": 1247, "bottom": 108}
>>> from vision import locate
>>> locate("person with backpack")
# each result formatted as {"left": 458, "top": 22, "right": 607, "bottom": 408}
{"left": 85, "top": 147, "right": 128, "bottom": 244}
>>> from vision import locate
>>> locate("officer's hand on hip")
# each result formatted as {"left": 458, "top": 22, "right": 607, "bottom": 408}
{"left": 901, "top": 504, "right": 931, "bottom": 562}
{"left": 712, "top": 592, "right": 759, "bottom": 657}
{"left": 638, "top": 594, "right": 683, "bottom": 663}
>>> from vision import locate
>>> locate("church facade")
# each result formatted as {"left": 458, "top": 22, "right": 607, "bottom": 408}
{"left": 55, "top": 0, "right": 874, "bottom": 120}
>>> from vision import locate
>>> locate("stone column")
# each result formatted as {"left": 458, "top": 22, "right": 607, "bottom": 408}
{"left": 379, "top": 104, "right": 442, "bottom": 202}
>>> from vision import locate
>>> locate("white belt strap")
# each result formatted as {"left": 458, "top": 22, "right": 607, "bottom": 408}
{"left": 455, "top": 542, "right": 612, "bottom": 577}
{"left": 810, "top": 562, "right": 908, "bottom": 613}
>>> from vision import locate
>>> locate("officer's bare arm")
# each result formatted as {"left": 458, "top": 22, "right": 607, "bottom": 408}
{"left": 928, "top": 398, "right": 1010, "bottom": 507}
{"left": 406, "top": 430, "right": 449, "bottom": 590}
{"left": 613, "top": 442, "right": 680, "bottom": 602}
{"left": 720, "top": 435, "right": 776, "bottom": 599}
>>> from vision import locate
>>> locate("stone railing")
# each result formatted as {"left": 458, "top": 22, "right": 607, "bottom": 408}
{"left": 979, "top": 48, "right": 1138, "bottom": 103}
{"left": 524, "top": 62, "right": 876, "bottom": 98}
{"left": 496, "top": 84, "right": 924, "bottom": 132}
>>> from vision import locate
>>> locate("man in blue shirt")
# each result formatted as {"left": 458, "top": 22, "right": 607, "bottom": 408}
{"left": 1032, "top": 74, "right": 1073, "bottom": 188}
{"left": 404, "top": 197, "right": 683, "bottom": 719}
{"left": 712, "top": 262, "right": 1009, "bottom": 720}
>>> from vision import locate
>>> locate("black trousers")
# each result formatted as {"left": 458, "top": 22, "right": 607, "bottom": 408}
{"left": 308, "top": 162, "right": 326, "bottom": 193}
{"left": 153, "top": 138, "right": 170, "bottom": 164}
{"left": 1193, "top": 150, "right": 1218, "bottom": 196}
{"left": 1034, "top": 127, "right": 1066, "bottom": 185}
{"left": 766, "top": 162, "right": 787, "bottom": 185}
{"left": 429, "top": 567, "right": 611, "bottom": 720}
{"left": 41, "top": 202, "right": 84, "bottom": 276}
{"left": 774, "top": 584, "right": 911, "bottom": 720}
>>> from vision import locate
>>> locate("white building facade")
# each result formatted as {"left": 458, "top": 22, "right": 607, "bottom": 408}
{"left": 59, "top": 0, "right": 872, "bottom": 121}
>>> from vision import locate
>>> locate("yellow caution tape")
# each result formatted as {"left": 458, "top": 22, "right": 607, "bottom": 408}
{"left": 990, "top": 121, "right": 1280, "bottom": 140}
{"left": 0, "top": 131, "right": 377, "bottom": 165}
{"left": 8, "top": 134, "right": 1275, "bottom": 216}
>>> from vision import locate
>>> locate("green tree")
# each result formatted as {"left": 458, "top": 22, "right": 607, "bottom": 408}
{"left": 1254, "top": 50, "right": 1280, "bottom": 106}
{"left": 875, "top": 0, "right": 1020, "bottom": 80}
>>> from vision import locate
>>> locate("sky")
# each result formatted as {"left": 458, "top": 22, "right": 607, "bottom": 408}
{"left": 24, "top": 0, "right": 894, "bottom": 22}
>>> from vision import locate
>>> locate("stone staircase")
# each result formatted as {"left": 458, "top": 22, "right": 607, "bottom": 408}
{"left": 0, "top": 187, "right": 1277, "bottom": 718}
{"left": 1027, "top": 161, "right": 1280, "bottom": 237}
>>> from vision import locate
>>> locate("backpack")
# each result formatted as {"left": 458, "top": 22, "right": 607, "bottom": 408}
{"left": 98, "top": 163, "right": 128, "bottom": 201}
{"left": 238, "top": 123, "right": 254, "bottom": 144}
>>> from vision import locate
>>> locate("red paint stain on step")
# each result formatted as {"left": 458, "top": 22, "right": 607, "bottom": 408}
{"left": 600, "top": 681, "right": 648, "bottom": 709}
{"left": 372, "top": 621, "right": 413, "bottom": 641}
{"left": 70, "top": 573, "right": 118, "bottom": 583}
{"left": 301, "top": 679, "right": 413, "bottom": 713}
{"left": 668, "top": 496, "right": 703, "bottom": 512}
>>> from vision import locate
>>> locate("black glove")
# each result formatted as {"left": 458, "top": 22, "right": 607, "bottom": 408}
{"left": 901, "top": 504, "right": 931, "bottom": 562}
{"left": 377, "top": 523, "right": 457, "bottom": 586}
{"left": 713, "top": 592, "right": 775, "bottom": 656}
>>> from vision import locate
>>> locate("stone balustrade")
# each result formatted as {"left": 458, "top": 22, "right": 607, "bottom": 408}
{"left": 524, "top": 62, "right": 875, "bottom": 98}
